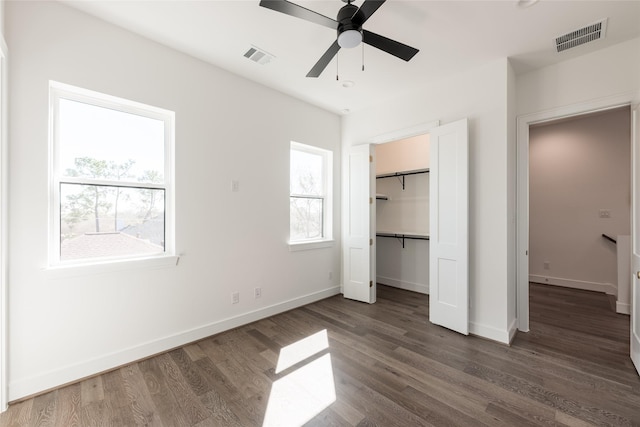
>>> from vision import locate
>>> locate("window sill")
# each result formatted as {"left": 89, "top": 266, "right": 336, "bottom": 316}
{"left": 44, "top": 254, "right": 180, "bottom": 279}
{"left": 288, "top": 239, "right": 334, "bottom": 252}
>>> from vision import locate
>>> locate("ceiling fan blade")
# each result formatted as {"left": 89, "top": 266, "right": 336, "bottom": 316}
{"left": 307, "top": 41, "right": 341, "bottom": 78}
{"left": 353, "top": 0, "right": 385, "bottom": 26}
{"left": 363, "top": 30, "right": 419, "bottom": 61}
{"left": 259, "top": 0, "right": 338, "bottom": 30}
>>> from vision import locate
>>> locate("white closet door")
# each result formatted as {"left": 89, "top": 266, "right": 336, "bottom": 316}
{"left": 429, "top": 119, "right": 469, "bottom": 335}
{"left": 631, "top": 105, "right": 640, "bottom": 375}
{"left": 342, "top": 144, "right": 375, "bottom": 303}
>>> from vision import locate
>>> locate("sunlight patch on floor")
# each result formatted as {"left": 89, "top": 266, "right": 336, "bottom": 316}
{"left": 275, "top": 329, "right": 329, "bottom": 374}
{"left": 263, "top": 330, "right": 336, "bottom": 426}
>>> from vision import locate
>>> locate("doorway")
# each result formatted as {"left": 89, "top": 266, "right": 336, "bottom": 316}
{"left": 374, "top": 134, "right": 430, "bottom": 296}
{"left": 528, "top": 107, "right": 631, "bottom": 314}
{"left": 517, "top": 95, "right": 636, "bottom": 332}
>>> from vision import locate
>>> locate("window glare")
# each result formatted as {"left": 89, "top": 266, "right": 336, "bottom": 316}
{"left": 59, "top": 98, "right": 165, "bottom": 183}
{"left": 290, "top": 142, "right": 330, "bottom": 243}
{"left": 290, "top": 149, "right": 322, "bottom": 196}
{"left": 290, "top": 197, "right": 323, "bottom": 240}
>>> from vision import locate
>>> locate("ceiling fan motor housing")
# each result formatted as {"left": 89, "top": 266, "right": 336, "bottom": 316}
{"left": 337, "top": 3, "right": 362, "bottom": 48}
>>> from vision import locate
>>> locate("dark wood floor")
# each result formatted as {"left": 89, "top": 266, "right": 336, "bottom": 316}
{"left": 2, "top": 283, "right": 639, "bottom": 426}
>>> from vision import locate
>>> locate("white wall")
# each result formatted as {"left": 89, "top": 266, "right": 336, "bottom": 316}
{"left": 375, "top": 135, "right": 430, "bottom": 175}
{"left": 7, "top": 1, "right": 341, "bottom": 400}
{"left": 375, "top": 136, "right": 430, "bottom": 235}
{"left": 344, "top": 58, "right": 514, "bottom": 343}
{"left": 376, "top": 236, "right": 429, "bottom": 294}
{"left": 517, "top": 37, "right": 640, "bottom": 116}
{"left": 529, "top": 108, "right": 631, "bottom": 294}
{"left": 376, "top": 173, "right": 429, "bottom": 235}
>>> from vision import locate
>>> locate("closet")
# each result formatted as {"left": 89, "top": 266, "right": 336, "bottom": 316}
{"left": 375, "top": 134, "right": 430, "bottom": 294}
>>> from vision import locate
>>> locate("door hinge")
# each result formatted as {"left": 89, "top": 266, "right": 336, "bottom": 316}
{"left": 369, "top": 197, "right": 373, "bottom": 204}
{"left": 369, "top": 280, "right": 373, "bottom": 287}
{"left": 369, "top": 155, "right": 373, "bottom": 163}
{"left": 370, "top": 238, "right": 373, "bottom": 246}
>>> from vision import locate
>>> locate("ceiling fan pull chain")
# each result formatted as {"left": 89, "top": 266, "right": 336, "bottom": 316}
{"left": 362, "top": 42, "right": 365, "bottom": 71}
{"left": 336, "top": 50, "right": 339, "bottom": 81}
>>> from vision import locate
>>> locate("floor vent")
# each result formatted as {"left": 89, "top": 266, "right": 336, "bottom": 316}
{"left": 243, "top": 46, "right": 275, "bottom": 65}
{"left": 555, "top": 19, "right": 607, "bottom": 53}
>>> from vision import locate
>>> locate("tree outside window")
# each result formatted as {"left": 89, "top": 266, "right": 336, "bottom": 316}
{"left": 290, "top": 142, "right": 332, "bottom": 243}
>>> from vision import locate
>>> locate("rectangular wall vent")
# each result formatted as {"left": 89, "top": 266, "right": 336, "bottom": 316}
{"left": 555, "top": 18, "right": 607, "bottom": 53}
{"left": 243, "top": 46, "right": 275, "bottom": 65}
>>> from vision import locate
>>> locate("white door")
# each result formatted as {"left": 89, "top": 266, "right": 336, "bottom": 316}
{"left": 0, "top": 44, "right": 7, "bottom": 412}
{"left": 342, "top": 144, "right": 376, "bottom": 303}
{"left": 631, "top": 105, "right": 640, "bottom": 375}
{"left": 429, "top": 119, "right": 469, "bottom": 335}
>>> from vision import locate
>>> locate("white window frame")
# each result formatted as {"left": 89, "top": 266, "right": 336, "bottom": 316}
{"left": 289, "top": 141, "right": 333, "bottom": 251}
{"left": 48, "top": 81, "right": 175, "bottom": 268}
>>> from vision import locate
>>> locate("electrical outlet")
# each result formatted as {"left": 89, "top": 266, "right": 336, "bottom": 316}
{"left": 543, "top": 261, "right": 550, "bottom": 270}
{"left": 599, "top": 209, "right": 611, "bottom": 218}
{"left": 328, "top": 271, "right": 333, "bottom": 280}
{"left": 254, "top": 287, "right": 262, "bottom": 299}
{"left": 232, "top": 291, "right": 239, "bottom": 304}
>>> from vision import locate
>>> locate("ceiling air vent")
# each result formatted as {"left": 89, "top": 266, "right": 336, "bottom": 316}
{"left": 243, "top": 46, "right": 275, "bottom": 65}
{"left": 555, "top": 19, "right": 607, "bottom": 53}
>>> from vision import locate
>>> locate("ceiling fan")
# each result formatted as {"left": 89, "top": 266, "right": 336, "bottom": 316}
{"left": 259, "top": 0, "right": 419, "bottom": 78}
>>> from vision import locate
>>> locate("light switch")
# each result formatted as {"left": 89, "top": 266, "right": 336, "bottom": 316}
{"left": 231, "top": 180, "right": 240, "bottom": 192}
{"left": 599, "top": 209, "right": 611, "bottom": 219}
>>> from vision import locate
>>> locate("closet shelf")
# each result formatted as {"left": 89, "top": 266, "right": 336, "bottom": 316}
{"left": 376, "top": 232, "right": 430, "bottom": 248}
{"left": 376, "top": 193, "right": 389, "bottom": 200}
{"left": 376, "top": 168, "right": 429, "bottom": 190}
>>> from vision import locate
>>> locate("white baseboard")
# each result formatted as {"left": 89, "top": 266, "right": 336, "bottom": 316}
{"left": 616, "top": 302, "right": 630, "bottom": 315}
{"left": 9, "top": 285, "right": 341, "bottom": 401}
{"left": 529, "top": 274, "right": 617, "bottom": 296}
{"left": 376, "top": 276, "right": 428, "bottom": 294}
{"left": 469, "top": 321, "right": 511, "bottom": 344}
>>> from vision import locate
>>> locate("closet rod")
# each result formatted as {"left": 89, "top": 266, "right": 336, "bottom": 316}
{"left": 375, "top": 168, "right": 429, "bottom": 179}
{"left": 376, "top": 233, "right": 430, "bottom": 248}
{"left": 376, "top": 169, "right": 429, "bottom": 190}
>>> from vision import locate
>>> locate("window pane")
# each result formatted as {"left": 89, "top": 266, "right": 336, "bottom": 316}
{"left": 290, "top": 197, "right": 323, "bottom": 241}
{"left": 290, "top": 149, "right": 322, "bottom": 196}
{"left": 60, "top": 183, "right": 165, "bottom": 261}
{"left": 59, "top": 98, "right": 165, "bottom": 184}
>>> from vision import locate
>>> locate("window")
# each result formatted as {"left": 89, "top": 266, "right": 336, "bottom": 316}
{"left": 50, "top": 82, "right": 174, "bottom": 265}
{"left": 290, "top": 142, "right": 332, "bottom": 245}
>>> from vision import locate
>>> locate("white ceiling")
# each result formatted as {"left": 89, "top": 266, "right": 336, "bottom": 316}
{"left": 62, "top": 0, "right": 640, "bottom": 115}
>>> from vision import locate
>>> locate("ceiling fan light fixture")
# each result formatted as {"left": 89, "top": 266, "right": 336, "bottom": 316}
{"left": 338, "top": 29, "right": 362, "bottom": 48}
